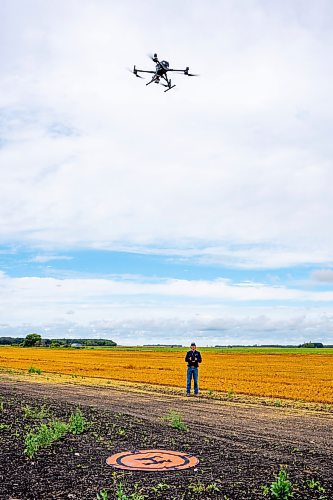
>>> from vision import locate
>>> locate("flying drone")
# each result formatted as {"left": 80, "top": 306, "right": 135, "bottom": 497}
{"left": 130, "top": 53, "right": 197, "bottom": 92}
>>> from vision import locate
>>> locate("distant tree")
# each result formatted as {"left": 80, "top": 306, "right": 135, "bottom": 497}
{"left": 300, "top": 342, "right": 315, "bottom": 348}
{"left": 54, "top": 338, "right": 117, "bottom": 347}
{"left": 299, "top": 341, "right": 323, "bottom": 348}
{"left": 0, "top": 337, "right": 24, "bottom": 345}
{"left": 50, "top": 340, "right": 61, "bottom": 348}
{"left": 21, "top": 333, "right": 42, "bottom": 347}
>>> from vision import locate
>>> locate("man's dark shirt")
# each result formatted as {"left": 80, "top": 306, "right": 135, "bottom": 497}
{"left": 185, "top": 350, "right": 202, "bottom": 368}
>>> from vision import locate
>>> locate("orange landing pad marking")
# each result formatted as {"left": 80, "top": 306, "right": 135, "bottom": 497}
{"left": 106, "top": 449, "right": 199, "bottom": 471}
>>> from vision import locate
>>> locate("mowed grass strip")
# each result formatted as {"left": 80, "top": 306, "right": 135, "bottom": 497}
{"left": 0, "top": 347, "right": 333, "bottom": 403}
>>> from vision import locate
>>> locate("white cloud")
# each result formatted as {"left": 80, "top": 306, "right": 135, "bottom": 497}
{"left": 1, "top": 271, "right": 333, "bottom": 307}
{"left": 0, "top": 271, "right": 332, "bottom": 344}
{"left": 311, "top": 269, "right": 333, "bottom": 283}
{"left": 31, "top": 255, "right": 72, "bottom": 263}
{"left": 1, "top": 313, "right": 333, "bottom": 347}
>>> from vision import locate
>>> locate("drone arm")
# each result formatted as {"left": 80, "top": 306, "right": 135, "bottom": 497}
{"left": 135, "top": 69, "right": 156, "bottom": 74}
{"left": 169, "top": 67, "right": 198, "bottom": 76}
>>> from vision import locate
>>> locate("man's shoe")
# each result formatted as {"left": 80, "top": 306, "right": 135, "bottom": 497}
{"left": 194, "top": 393, "right": 199, "bottom": 397}
{"left": 186, "top": 393, "right": 190, "bottom": 397}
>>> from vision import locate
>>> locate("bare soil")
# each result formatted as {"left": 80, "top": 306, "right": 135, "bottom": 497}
{"left": 1, "top": 379, "right": 332, "bottom": 499}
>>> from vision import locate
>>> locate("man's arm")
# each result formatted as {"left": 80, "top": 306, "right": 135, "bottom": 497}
{"left": 185, "top": 351, "right": 190, "bottom": 362}
{"left": 197, "top": 352, "right": 202, "bottom": 363}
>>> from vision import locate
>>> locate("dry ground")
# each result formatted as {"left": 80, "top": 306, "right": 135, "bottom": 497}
{"left": 1, "top": 379, "right": 332, "bottom": 499}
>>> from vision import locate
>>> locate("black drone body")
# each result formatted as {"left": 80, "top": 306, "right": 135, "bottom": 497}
{"left": 131, "top": 53, "right": 197, "bottom": 92}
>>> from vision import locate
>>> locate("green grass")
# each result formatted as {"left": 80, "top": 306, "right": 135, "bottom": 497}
{"left": 78, "top": 346, "right": 333, "bottom": 355}
{"left": 204, "top": 347, "right": 333, "bottom": 355}
{"left": 2, "top": 344, "right": 333, "bottom": 355}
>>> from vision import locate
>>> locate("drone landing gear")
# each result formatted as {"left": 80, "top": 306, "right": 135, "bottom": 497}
{"left": 146, "top": 76, "right": 159, "bottom": 86}
{"left": 164, "top": 84, "right": 176, "bottom": 92}
{"left": 162, "top": 78, "right": 176, "bottom": 92}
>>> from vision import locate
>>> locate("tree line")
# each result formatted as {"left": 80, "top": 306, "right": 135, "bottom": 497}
{"left": 0, "top": 335, "right": 117, "bottom": 347}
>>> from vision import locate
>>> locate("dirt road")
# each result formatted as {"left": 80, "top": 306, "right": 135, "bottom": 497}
{"left": 1, "top": 379, "right": 332, "bottom": 452}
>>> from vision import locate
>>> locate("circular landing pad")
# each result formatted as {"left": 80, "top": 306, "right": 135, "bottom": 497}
{"left": 106, "top": 449, "right": 199, "bottom": 471}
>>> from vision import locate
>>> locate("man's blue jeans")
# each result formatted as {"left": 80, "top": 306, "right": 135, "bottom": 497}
{"left": 187, "top": 367, "right": 199, "bottom": 394}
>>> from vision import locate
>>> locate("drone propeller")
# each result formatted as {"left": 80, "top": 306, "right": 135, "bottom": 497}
{"left": 184, "top": 67, "right": 199, "bottom": 77}
{"left": 127, "top": 66, "right": 144, "bottom": 79}
{"left": 148, "top": 52, "right": 158, "bottom": 62}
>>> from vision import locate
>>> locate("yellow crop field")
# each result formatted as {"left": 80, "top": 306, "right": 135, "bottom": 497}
{"left": 0, "top": 347, "right": 333, "bottom": 404}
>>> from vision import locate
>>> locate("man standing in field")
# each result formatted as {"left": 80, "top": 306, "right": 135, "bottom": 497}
{"left": 185, "top": 342, "right": 202, "bottom": 396}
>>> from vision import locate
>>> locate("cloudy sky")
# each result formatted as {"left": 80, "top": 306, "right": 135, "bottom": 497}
{"left": 1, "top": 0, "right": 333, "bottom": 345}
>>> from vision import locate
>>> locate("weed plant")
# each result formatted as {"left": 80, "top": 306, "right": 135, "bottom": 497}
{"left": 24, "top": 419, "right": 68, "bottom": 458}
{"left": 151, "top": 482, "right": 170, "bottom": 493}
{"left": 263, "top": 466, "right": 293, "bottom": 499}
{"left": 68, "top": 408, "right": 86, "bottom": 434}
{"left": 22, "top": 404, "right": 49, "bottom": 419}
{"left": 111, "top": 482, "right": 146, "bottom": 500}
{"left": 306, "top": 479, "right": 327, "bottom": 498}
{"left": 188, "top": 481, "right": 206, "bottom": 493}
{"left": 96, "top": 490, "right": 109, "bottom": 500}
{"left": 206, "top": 483, "right": 220, "bottom": 492}
{"left": 227, "top": 388, "right": 235, "bottom": 399}
{"left": 28, "top": 366, "right": 42, "bottom": 375}
{"left": 162, "top": 410, "right": 188, "bottom": 431}
{"left": 24, "top": 407, "right": 87, "bottom": 458}
{"left": 116, "top": 483, "right": 127, "bottom": 500}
